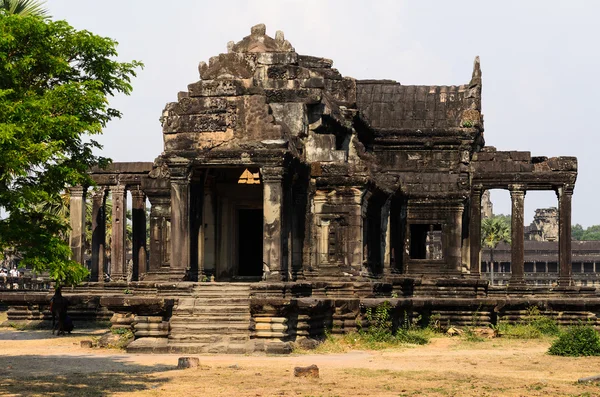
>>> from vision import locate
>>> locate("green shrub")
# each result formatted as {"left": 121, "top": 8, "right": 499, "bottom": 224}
{"left": 396, "top": 328, "right": 430, "bottom": 345}
{"left": 360, "top": 301, "right": 394, "bottom": 343}
{"left": 548, "top": 325, "right": 600, "bottom": 356}
{"left": 495, "top": 306, "right": 560, "bottom": 339}
{"left": 358, "top": 302, "right": 430, "bottom": 346}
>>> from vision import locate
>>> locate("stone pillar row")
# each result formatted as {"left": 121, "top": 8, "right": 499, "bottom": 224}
{"left": 469, "top": 183, "right": 573, "bottom": 288}
{"left": 69, "top": 184, "right": 147, "bottom": 282}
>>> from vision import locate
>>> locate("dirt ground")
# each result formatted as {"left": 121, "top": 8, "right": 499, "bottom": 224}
{"left": 1, "top": 325, "right": 600, "bottom": 397}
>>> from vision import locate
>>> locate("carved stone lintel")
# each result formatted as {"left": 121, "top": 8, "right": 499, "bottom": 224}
{"left": 261, "top": 166, "right": 285, "bottom": 183}
{"left": 69, "top": 186, "right": 86, "bottom": 197}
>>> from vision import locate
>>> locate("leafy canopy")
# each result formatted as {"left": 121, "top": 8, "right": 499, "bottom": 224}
{"left": 1, "top": 0, "right": 48, "bottom": 17}
{"left": 572, "top": 224, "right": 600, "bottom": 241}
{"left": 0, "top": 13, "right": 142, "bottom": 285}
{"left": 481, "top": 215, "right": 511, "bottom": 249}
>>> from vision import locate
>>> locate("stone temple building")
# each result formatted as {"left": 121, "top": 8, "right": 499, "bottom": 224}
{"left": 70, "top": 23, "right": 578, "bottom": 288}
{"left": 42, "top": 24, "right": 590, "bottom": 353}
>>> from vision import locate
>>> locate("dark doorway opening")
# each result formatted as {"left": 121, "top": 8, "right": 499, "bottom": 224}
{"left": 409, "top": 223, "right": 443, "bottom": 259}
{"left": 238, "top": 209, "right": 263, "bottom": 278}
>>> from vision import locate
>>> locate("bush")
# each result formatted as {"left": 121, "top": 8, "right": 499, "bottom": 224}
{"left": 396, "top": 328, "right": 430, "bottom": 345}
{"left": 496, "top": 306, "right": 560, "bottom": 339}
{"left": 358, "top": 303, "right": 430, "bottom": 346}
{"left": 361, "top": 301, "right": 394, "bottom": 342}
{"left": 548, "top": 325, "right": 600, "bottom": 356}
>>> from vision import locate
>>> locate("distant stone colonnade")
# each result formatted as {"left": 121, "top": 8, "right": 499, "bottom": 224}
{"left": 68, "top": 163, "right": 152, "bottom": 282}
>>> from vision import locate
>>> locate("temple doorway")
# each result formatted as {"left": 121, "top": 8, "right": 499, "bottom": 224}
{"left": 237, "top": 209, "right": 263, "bottom": 278}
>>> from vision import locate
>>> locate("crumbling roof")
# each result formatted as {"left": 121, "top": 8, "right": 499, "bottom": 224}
{"left": 355, "top": 57, "right": 482, "bottom": 132}
{"left": 90, "top": 162, "right": 154, "bottom": 174}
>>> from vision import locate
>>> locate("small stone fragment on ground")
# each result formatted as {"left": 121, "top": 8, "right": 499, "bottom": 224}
{"left": 473, "top": 327, "right": 496, "bottom": 338}
{"left": 446, "top": 327, "right": 463, "bottom": 336}
{"left": 294, "top": 364, "right": 319, "bottom": 378}
{"left": 578, "top": 374, "right": 600, "bottom": 383}
{"left": 178, "top": 357, "right": 200, "bottom": 369}
{"left": 80, "top": 340, "right": 93, "bottom": 348}
{"left": 296, "top": 338, "right": 320, "bottom": 350}
{"left": 97, "top": 332, "right": 122, "bottom": 348}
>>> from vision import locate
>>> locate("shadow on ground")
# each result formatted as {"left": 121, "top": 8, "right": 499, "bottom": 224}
{"left": 0, "top": 328, "right": 106, "bottom": 341}
{"left": 0, "top": 354, "right": 174, "bottom": 396}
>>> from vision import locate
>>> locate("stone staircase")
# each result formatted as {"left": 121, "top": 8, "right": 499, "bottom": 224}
{"left": 167, "top": 283, "right": 254, "bottom": 354}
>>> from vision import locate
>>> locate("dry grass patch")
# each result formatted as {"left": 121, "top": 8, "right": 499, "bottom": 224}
{"left": 3, "top": 329, "right": 600, "bottom": 396}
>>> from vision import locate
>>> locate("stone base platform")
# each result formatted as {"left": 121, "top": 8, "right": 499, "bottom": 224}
{"left": 1, "top": 278, "right": 600, "bottom": 354}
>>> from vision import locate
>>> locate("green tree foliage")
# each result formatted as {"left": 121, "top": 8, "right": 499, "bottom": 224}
{"left": 481, "top": 216, "right": 511, "bottom": 249}
{"left": 481, "top": 215, "right": 511, "bottom": 283}
{"left": 0, "top": 13, "right": 142, "bottom": 285}
{"left": 1, "top": 0, "right": 48, "bottom": 17}
{"left": 572, "top": 224, "right": 585, "bottom": 240}
{"left": 572, "top": 224, "right": 600, "bottom": 241}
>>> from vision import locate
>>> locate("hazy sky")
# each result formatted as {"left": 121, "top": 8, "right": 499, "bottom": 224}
{"left": 49, "top": 0, "right": 599, "bottom": 226}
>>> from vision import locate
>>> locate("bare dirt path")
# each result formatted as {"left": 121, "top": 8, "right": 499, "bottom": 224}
{"left": 1, "top": 326, "right": 600, "bottom": 396}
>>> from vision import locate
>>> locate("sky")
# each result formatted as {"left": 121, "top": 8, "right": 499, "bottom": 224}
{"left": 48, "top": 0, "right": 600, "bottom": 227}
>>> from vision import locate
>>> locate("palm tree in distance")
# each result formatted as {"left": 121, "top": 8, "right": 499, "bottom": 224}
{"left": 481, "top": 216, "right": 512, "bottom": 286}
{"left": 1, "top": 0, "right": 49, "bottom": 17}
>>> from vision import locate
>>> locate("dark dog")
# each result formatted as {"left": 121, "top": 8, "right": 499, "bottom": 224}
{"left": 50, "top": 287, "right": 68, "bottom": 336}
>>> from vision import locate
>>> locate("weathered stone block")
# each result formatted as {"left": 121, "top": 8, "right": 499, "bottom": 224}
{"left": 269, "top": 102, "right": 307, "bottom": 137}
{"left": 169, "top": 97, "right": 229, "bottom": 116}
{"left": 294, "top": 364, "right": 319, "bottom": 378}
{"left": 509, "top": 151, "right": 531, "bottom": 162}
{"left": 265, "top": 88, "right": 321, "bottom": 104}
{"left": 199, "top": 53, "right": 255, "bottom": 80}
{"left": 298, "top": 55, "right": 333, "bottom": 68}
{"left": 266, "top": 65, "right": 308, "bottom": 80}
{"left": 301, "top": 77, "right": 325, "bottom": 89}
{"left": 187, "top": 80, "right": 246, "bottom": 97}
{"left": 257, "top": 52, "right": 298, "bottom": 65}
{"left": 162, "top": 114, "right": 228, "bottom": 133}
{"left": 177, "top": 357, "right": 200, "bottom": 369}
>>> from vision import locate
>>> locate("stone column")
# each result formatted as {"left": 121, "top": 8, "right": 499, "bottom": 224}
{"left": 90, "top": 187, "right": 106, "bottom": 282}
{"left": 131, "top": 188, "right": 147, "bottom": 281}
{"left": 449, "top": 204, "right": 464, "bottom": 273}
{"left": 469, "top": 187, "right": 482, "bottom": 278}
{"left": 148, "top": 207, "right": 161, "bottom": 272}
{"left": 110, "top": 185, "right": 127, "bottom": 281}
{"left": 69, "top": 186, "right": 87, "bottom": 266}
{"left": 509, "top": 185, "right": 526, "bottom": 286}
{"left": 170, "top": 167, "right": 191, "bottom": 280}
{"left": 202, "top": 177, "right": 216, "bottom": 276}
{"left": 557, "top": 184, "right": 573, "bottom": 287}
{"left": 148, "top": 198, "right": 169, "bottom": 272}
{"left": 262, "top": 167, "right": 284, "bottom": 280}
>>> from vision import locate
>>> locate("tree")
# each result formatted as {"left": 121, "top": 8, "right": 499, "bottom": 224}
{"left": 0, "top": 14, "right": 142, "bottom": 285}
{"left": 571, "top": 224, "right": 600, "bottom": 241}
{"left": 582, "top": 225, "right": 600, "bottom": 241}
{"left": 481, "top": 215, "right": 511, "bottom": 285}
{"left": 1, "top": 0, "right": 48, "bottom": 17}
{"left": 572, "top": 224, "right": 585, "bottom": 241}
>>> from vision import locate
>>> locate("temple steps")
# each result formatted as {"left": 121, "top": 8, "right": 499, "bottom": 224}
{"left": 166, "top": 283, "right": 253, "bottom": 351}
{"left": 169, "top": 323, "right": 250, "bottom": 332}
{"left": 168, "top": 334, "right": 250, "bottom": 343}
{"left": 166, "top": 342, "right": 255, "bottom": 354}
{"left": 170, "top": 315, "right": 250, "bottom": 323}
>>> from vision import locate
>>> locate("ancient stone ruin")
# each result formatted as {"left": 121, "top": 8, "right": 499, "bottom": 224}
{"left": 1, "top": 24, "right": 589, "bottom": 354}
